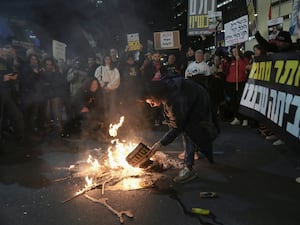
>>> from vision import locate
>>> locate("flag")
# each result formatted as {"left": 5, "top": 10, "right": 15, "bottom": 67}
{"left": 246, "top": 0, "right": 257, "bottom": 35}
{"left": 290, "top": 0, "right": 300, "bottom": 35}
{"left": 268, "top": 3, "right": 272, "bottom": 19}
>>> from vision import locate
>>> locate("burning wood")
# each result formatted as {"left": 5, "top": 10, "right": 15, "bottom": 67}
{"left": 62, "top": 116, "right": 183, "bottom": 222}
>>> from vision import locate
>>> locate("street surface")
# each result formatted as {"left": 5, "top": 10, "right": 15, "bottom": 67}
{"left": 0, "top": 123, "right": 299, "bottom": 225}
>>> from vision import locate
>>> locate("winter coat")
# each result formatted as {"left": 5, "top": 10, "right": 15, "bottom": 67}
{"left": 155, "top": 76, "right": 218, "bottom": 148}
{"left": 20, "top": 64, "right": 43, "bottom": 104}
{"left": 120, "top": 63, "right": 142, "bottom": 99}
{"left": 40, "top": 70, "right": 68, "bottom": 100}
{"left": 74, "top": 87, "right": 105, "bottom": 121}
{"left": 94, "top": 65, "right": 120, "bottom": 91}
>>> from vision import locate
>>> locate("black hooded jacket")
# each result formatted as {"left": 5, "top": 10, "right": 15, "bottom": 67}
{"left": 149, "top": 76, "right": 218, "bottom": 148}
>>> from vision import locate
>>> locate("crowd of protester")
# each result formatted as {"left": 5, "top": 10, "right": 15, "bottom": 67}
{"left": 0, "top": 29, "right": 296, "bottom": 147}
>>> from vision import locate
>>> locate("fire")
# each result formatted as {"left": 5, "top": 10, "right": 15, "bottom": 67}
{"left": 76, "top": 116, "right": 144, "bottom": 194}
{"left": 87, "top": 155, "right": 100, "bottom": 171}
{"left": 109, "top": 116, "right": 124, "bottom": 137}
{"left": 76, "top": 176, "right": 95, "bottom": 195}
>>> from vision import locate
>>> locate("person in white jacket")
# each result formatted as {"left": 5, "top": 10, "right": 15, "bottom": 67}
{"left": 94, "top": 55, "right": 120, "bottom": 120}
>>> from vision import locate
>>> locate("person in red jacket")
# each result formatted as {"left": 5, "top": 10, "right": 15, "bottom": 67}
{"left": 225, "top": 46, "right": 249, "bottom": 126}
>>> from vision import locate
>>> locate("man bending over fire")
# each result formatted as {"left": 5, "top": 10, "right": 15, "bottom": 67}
{"left": 144, "top": 75, "right": 218, "bottom": 183}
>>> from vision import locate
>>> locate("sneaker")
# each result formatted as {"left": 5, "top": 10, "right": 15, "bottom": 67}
{"left": 173, "top": 167, "right": 197, "bottom": 183}
{"left": 178, "top": 152, "right": 199, "bottom": 160}
{"left": 266, "top": 135, "right": 277, "bottom": 140}
{"left": 230, "top": 118, "right": 240, "bottom": 125}
{"left": 60, "top": 130, "right": 67, "bottom": 138}
{"left": 242, "top": 120, "right": 248, "bottom": 127}
{"left": 272, "top": 139, "right": 285, "bottom": 146}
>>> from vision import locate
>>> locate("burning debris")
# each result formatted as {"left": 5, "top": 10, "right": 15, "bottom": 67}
{"left": 62, "top": 116, "right": 183, "bottom": 223}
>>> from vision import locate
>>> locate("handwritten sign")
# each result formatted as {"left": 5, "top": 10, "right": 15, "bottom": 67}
{"left": 53, "top": 40, "right": 67, "bottom": 61}
{"left": 153, "top": 31, "right": 180, "bottom": 50}
{"left": 127, "top": 33, "right": 140, "bottom": 51}
{"left": 160, "top": 32, "right": 174, "bottom": 48}
{"left": 224, "top": 15, "right": 249, "bottom": 47}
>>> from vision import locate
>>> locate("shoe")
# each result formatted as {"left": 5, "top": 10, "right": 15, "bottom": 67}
{"left": 266, "top": 135, "right": 277, "bottom": 140}
{"left": 230, "top": 118, "right": 240, "bottom": 125}
{"left": 60, "top": 130, "right": 70, "bottom": 138}
{"left": 177, "top": 152, "right": 199, "bottom": 160}
{"left": 173, "top": 167, "right": 197, "bottom": 183}
{"left": 272, "top": 139, "right": 285, "bottom": 146}
{"left": 242, "top": 120, "right": 248, "bottom": 127}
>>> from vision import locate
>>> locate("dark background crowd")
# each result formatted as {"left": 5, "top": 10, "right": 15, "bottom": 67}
{"left": 0, "top": 28, "right": 297, "bottom": 146}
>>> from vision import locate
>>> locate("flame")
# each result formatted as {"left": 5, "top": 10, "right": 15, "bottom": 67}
{"left": 109, "top": 116, "right": 124, "bottom": 137}
{"left": 87, "top": 155, "right": 100, "bottom": 171}
{"left": 76, "top": 176, "right": 95, "bottom": 195}
{"left": 107, "top": 116, "right": 141, "bottom": 175}
{"left": 107, "top": 141, "right": 142, "bottom": 174}
{"left": 120, "top": 178, "right": 142, "bottom": 190}
{"left": 76, "top": 116, "right": 145, "bottom": 193}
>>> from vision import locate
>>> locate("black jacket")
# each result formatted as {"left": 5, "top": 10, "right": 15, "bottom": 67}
{"left": 155, "top": 76, "right": 217, "bottom": 148}
{"left": 74, "top": 87, "right": 105, "bottom": 120}
{"left": 40, "top": 70, "right": 68, "bottom": 99}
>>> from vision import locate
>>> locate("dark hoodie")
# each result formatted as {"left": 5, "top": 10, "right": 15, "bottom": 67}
{"left": 147, "top": 75, "right": 218, "bottom": 157}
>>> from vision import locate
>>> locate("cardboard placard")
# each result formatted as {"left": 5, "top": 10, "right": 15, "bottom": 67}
{"left": 154, "top": 31, "right": 180, "bottom": 50}
{"left": 127, "top": 33, "right": 141, "bottom": 51}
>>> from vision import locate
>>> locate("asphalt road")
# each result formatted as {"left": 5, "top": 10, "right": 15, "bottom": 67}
{"left": 0, "top": 122, "right": 299, "bottom": 225}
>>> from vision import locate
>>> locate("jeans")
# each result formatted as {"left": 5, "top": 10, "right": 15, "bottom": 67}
{"left": 45, "top": 97, "right": 63, "bottom": 130}
{"left": 183, "top": 133, "right": 213, "bottom": 167}
{"left": 0, "top": 93, "right": 24, "bottom": 139}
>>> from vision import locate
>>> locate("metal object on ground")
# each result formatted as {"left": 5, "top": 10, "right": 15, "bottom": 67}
{"left": 126, "top": 143, "right": 154, "bottom": 168}
{"left": 199, "top": 192, "right": 218, "bottom": 198}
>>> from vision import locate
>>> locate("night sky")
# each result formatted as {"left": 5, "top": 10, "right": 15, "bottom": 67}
{"left": 1, "top": 0, "right": 213, "bottom": 56}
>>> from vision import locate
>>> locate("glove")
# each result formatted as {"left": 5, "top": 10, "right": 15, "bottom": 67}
{"left": 151, "top": 141, "right": 162, "bottom": 152}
